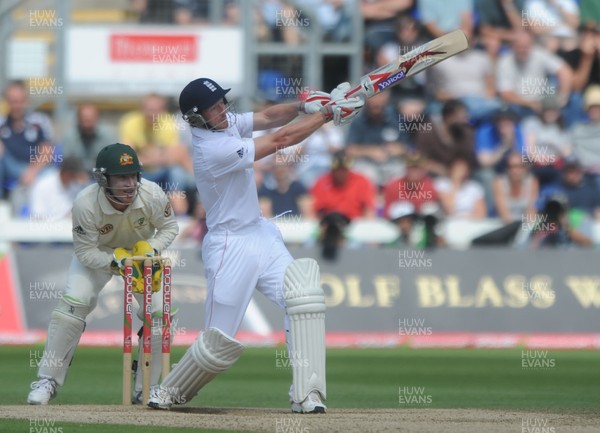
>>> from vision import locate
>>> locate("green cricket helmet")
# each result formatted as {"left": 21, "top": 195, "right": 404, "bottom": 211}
{"left": 94, "top": 143, "right": 143, "bottom": 177}
{"left": 93, "top": 143, "right": 143, "bottom": 207}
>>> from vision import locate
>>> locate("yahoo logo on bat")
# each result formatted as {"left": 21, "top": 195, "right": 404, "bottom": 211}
{"left": 377, "top": 70, "right": 407, "bottom": 90}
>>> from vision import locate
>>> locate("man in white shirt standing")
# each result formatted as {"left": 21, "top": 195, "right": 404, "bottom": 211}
{"left": 147, "top": 78, "right": 363, "bottom": 413}
{"left": 27, "top": 143, "right": 179, "bottom": 405}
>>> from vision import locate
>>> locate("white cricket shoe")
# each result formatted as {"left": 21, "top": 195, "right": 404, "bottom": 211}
{"left": 27, "top": 378, "right": 57, "bottom": 405}
{"left": 291, "top": 391, "right": 327, "bottom": 414}
{"left": 147, "top": 385, "right": 173, "bottom": 410}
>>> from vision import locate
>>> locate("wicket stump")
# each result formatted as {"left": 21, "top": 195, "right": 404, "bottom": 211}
{"left": 122, "top": 256, "right": 172, "bottom": 405}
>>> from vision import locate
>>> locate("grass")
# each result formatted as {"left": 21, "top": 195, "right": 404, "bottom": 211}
{"left": 1, "top": 419, "right": 242, "bottom": 433}
{"left": 1, "top": 346, "right": 599, "bottom": 431}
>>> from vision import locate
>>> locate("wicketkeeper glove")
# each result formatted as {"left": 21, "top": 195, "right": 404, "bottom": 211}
{"left": 132, "top": 240, "right": 163, "bottom": 293}
{"left": 320, "top": 82, "right": 365, "bottom": 126}
{"left": 111, "top": 241, "right": 162, "bottom": 294}
{"left": 111, "top": 247, "right": 135, "bottom": 276}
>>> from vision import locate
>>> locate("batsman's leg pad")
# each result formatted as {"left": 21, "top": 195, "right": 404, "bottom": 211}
{"left": 161, "top": 327, "right": 244, "bottom": 404}
{"left": 38, "top": 298, "right": 91, "bottom": 386}
{"left": 284, "top": 258, "right": 326, "bottom": 403}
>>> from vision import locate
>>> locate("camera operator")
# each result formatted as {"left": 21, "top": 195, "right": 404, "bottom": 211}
{"left": 529, "top": 193, "right": 593, "bottom": 248}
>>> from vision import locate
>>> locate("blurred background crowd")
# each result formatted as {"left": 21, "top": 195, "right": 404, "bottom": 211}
{"left": 1, "top": 0, "right": 600, "bottom": 255}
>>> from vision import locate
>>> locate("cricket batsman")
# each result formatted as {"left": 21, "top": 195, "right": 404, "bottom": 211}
{"left": 147, "top": 78, "right": 364, "bottom": 413}
{"left": 27, "top": 143, "right": 179, "bottom": 405}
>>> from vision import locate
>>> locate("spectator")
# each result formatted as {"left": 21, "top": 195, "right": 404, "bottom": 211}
{"left": 492, "top": 151, "right": 539, "bottom": 224}
{"left": 416, "top": 99, "right": 477, "bottom": 177}
{"left": 29, "top": 156, "right": 90, "bottom": 221}
{"left": 130, "top": 0, "right": 176, "bottom": 23}
{"left": 0, "top": 82, "right": 54, "bottom": 202}
{"left": 177, "top": 200, "right": 208, "bottom": 248}
{"left": 311, "top": 151, "right": 376, "bottom": 260}
{"left": 571, "top": 85, "right": 600, "bottom": 187}
{"left": 361, "top": 0, "right": 415, "bottom": 58}
{"left": 417, "top": 0, "right": 474, "bottom": 40}
{"left": 397, "top": 98, "right": 427, "bottom": 150}
{"left": 259, "top": 0, "right": 306, "bottom": 45}
{"left": 382, "top": 152, "right": 438, "bottom": 218}
{"left": 557, "top": 25, "right": 600, "bottom": 125}
{"left": 345, "top": 91, "right": 406, "bottom": 186}
{"left": 573, "top": 24, "right": 600, "bottom": 82}
{"left": 522, "top": 0, "right": 579, "bottom": 40}
{"left": 62, "top": 103, "right": 116, "bottom": 172}
{"left": 425, "top": 33, "right": 501, "bottom": 123}
{"left": 496, "top": 31, "right": 573, "bottom": 118}
{"left": 538, "top": 156, "right": 600, "bottom": 218}
{"left": 171, "top": 0, "right": 239, "bottom": 25}
{"left": 375, "top": 13, "right": 428, "bottom": 102}
{"left": 311, "top": 151, "right": 376, "bottom": 221}
{"left": 0, "top": 81, "right": 54, "bottom": 141}
{"left": 522, "top": 95, "right": 571, "bottom": 186}
{"left": 475, "top": 106, "right": 525, "bottom": 211}
{"left": 173, "top": 0, "right": 210, "bottom": 24}
{"left": 296, "top": 0, "right": 352, "bottom": 42}
{"left": 295, "top": 120, "right": 345, "bottom": 189}
{"left": 435, "top": 156, "right": 487, "bottom": 219}
{"left": 476, "top": 0, "right": 525, "bottom": 44}
{"left": 119, "top": 93, "right": 194, "bottom": 215}
{"left": 580, "top": 0, "right": 600, "bottom": 29}
{"left": 258, "top": 160, "right": 312, "bottom": 218}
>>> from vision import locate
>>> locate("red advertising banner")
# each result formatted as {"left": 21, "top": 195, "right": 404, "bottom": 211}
{"left": 109, "top": 34, "right": 197, "bottom": 62}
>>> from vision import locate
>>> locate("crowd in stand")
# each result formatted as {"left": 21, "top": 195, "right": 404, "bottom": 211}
{"left": 1, "top": 0, "right": 600, "bottom": 251}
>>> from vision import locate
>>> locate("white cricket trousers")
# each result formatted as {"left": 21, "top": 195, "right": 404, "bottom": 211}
{"left": 201, "top": 217, "right": 293, "bottom": 336}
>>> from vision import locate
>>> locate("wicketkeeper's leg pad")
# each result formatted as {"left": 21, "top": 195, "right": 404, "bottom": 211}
{"left": 160, "top": 327, "right": 244, "bottom": 404}
{"left": 38, "top": 298, "right": 91, "bottom": 386}
{"left": 284, "top": 258, "right": 326, "bottom": 403}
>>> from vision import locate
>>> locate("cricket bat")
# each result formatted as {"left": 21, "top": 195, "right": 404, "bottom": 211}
{"left": 345, "top": 29, "right": 469, "bottom": 100}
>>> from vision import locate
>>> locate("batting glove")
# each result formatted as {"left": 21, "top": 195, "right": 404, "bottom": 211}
{"left": 299, "top": 90, "right": 331, "bottom": 114}
{"left": 321, "top": 82, "right": 365, "bottom": 126}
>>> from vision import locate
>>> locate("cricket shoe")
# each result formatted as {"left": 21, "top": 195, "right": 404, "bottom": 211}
{"left": 147, "top": 385, "right": 173, "bottom": 410}
{"left": 27, "top": 378, "right": 58, "bottom": 405}
{"left": 291, "top": 391, "right": 327, "bottom": 414}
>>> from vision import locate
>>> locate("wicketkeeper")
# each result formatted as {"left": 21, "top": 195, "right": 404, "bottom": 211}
{"left": 27, "top": 143, "right": 179, "bottom": 405}
{"left": 147, "top": 78, "right": 364, "bottom": 413}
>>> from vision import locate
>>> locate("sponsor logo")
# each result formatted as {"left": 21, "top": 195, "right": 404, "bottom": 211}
{"left": 164, "top": 203, "right": 172, "bottom": 217}
{"left": 377, "top": 70, "right": 407, "bottom": 91}
{"left": 236, "top": 147, "right": 245, "bottom": 159}
{"left": 99, "top": 224, "right": 114, "bottom": 235}
{"left": 72, "top": 225, "right": 86, "bottom": 236}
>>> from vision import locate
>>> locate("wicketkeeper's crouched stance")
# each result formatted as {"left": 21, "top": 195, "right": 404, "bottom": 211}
{"left": 27, "top": 143, "right": 179, "bottom": 405}
{"left": 147, "top": 78, "right": 364, "bottom": 413}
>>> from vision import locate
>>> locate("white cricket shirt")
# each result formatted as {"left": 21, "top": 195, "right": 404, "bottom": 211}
{"left": 71, "top": 179, "right": 179, "bottom": 271}
{"left": 190, "top": 112, "right": 260, "bottom": 232}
